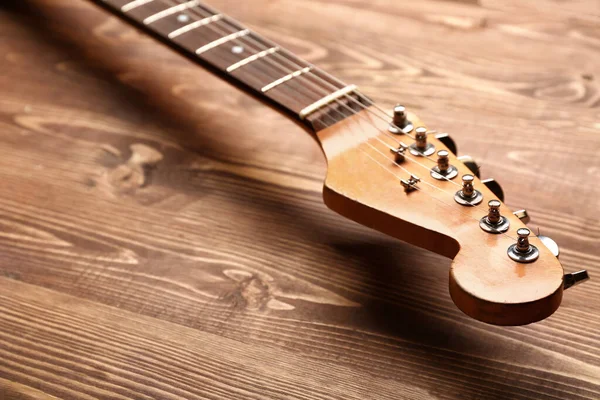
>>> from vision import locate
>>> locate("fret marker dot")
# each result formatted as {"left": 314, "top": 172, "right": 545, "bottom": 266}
{"left": 177, "top": 14, "right": 190, "bottom": 23}
{"left": 232, "top": 45, "right": 244, "bottom": 54}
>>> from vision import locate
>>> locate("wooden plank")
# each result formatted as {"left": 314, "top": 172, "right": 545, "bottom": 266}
{"left": 1, "top": 0, "right": 599, "bottom": 399}
{"left": 0, "top": 277, "right": 430, "bottom": 399}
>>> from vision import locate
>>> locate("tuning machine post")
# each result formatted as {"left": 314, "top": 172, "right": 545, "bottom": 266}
{"left": 431, "top": 150, "right": 458, "bottom": 180}
{"left": 480, "top": 200, "right": 510, "bottom": 233}
{"left": 389, "top": 104, "right": 414, "bottom": 134}
{"left": 507, "top": 228, "right": 539, "bottom": 263}
{"left": 390, "top": 143, "right": 409, "bottom": 163}
{"left": 409, "top": 127, "right": 435, "bottom": 156}
{"left": 454, "top": 174, "right": 483, "bottom": 206}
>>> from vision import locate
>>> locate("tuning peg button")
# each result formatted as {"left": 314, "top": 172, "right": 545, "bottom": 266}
{"left": 457, "top": 155, "right": 481, "bottom": 178}
{"left": 481, "top": 178, "right": 504, "bottom": 202}
{"left": 538, "top": 235, "right": 560, "bottom": 258}
{"left": 513, "top": 209, "right": 530, "bottom": 224}
{"left": 564, "top": 270, "right": 590, "bottom": 290}
{"left": 434, "top": 133, "right": 457, "bottom": 155}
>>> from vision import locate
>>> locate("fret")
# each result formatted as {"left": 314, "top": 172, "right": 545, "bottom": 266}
{"left": 143, "top": 0, "right": 200, "bottom": 25}
{"left": 299, "top": 85, "right": 359, "bottom": 119}
{"left": 92, "top": 0, "right": 365, "bottom": 131}
{"left": 262, "top": 67, "right": 312, "bottom": 93}
{"left": 168, "top": 14, "right": 223, "bottom": 39}
{"left": 120, "top": 1, "right": 172, "bottom": 21}
{"left": 195, "top": 29, "right": 250, "bottom": 55}
{"left": 121, "top": 0, "right": 154, "bottom": 12}
{"left": 226, "top": 47, "right": 279, "bottom": 73}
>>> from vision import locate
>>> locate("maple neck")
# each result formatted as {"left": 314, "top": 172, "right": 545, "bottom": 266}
{"left": 91, "top": 0, "right": 368, "bottom": 131}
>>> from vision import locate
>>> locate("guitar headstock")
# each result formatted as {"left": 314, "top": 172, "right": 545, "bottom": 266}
{"left": 316, "top": 106, "right": 588, "bottom": 325}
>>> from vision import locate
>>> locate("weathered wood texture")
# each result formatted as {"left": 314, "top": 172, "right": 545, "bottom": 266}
{"left": 0, "top": 0, "right": 599, "bottom": 399}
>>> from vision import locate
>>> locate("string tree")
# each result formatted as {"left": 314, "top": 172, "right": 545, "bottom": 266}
{"left": 390, "top": 143, "right": 409, "bottom": 163}
{"left": 401, "top": 174, "right": 420, "bottom": 193}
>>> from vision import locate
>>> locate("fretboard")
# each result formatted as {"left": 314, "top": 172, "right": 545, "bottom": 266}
{"left": 90, "top": 0, "right": 369, "bottom": 131}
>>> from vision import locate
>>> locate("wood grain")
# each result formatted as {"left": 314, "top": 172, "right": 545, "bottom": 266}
{"left": 0, "top": 0, "right": 599, "bottom": 399}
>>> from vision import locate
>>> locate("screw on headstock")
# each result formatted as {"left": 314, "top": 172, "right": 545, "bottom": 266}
{"left": 400, "top": 174, "right": 420, "bottom": 193}
{"left": 390, "top": 143, "right": 408, "bottom": 163}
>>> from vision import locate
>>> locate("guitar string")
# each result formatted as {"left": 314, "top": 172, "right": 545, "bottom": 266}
{"left": 283, "top": 90, "right": 521, "bottom": 241}
{"left": 154, "top": 0, "right": 471, "bottom": 199}
{"left": 358, "top": 144, "right": 520, "bottom": 242}
{"left": 155, "top": 0, "right": 519, "bottom": 238}
{"left": 128, "top": 0, "right": 460, "bottom": 181}
{"left": 143, "top": 0, "right": 520, "bottom": 239}
{"left": 187, "top": 1, "right": 422, "bottom": 141}
{"left": 154, "top": 0, "right": 464, "bottom": 192}
{"left": 291, "top": 102, "right": 523, "bottom": 242}
{"left": 148, "top": 0, "right": 424, "bottom": 147}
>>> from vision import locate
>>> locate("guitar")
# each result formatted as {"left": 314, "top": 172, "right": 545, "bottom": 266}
{"left": 88, "top": 0, "right": 589, "bottom": 325}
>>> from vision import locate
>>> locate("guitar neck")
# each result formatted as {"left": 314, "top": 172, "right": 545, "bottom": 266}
{"left": 90, "top": 0, "right": 368, "bottom": 131}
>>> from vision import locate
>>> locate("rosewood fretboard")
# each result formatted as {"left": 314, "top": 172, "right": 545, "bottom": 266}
{"left": 90, "top": 0, "right": 369, "bottom": 131}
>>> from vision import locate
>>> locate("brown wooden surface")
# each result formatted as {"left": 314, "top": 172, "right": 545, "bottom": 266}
{"left": 1, "top": 0, "right": 599, "bottom": 399}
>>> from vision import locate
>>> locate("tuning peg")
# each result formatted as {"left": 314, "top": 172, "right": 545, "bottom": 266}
{"left": 507, "top": 228, "right": 539, "bottom": 263}
{"left": 388, "top": 104, "right": 414, "bottom": 134}
{"left": 434, "top": 133, "right": 457, "bottom": 155}
{"left": 409, "top": 127, "right": 436, "bottom": 156}
{"left": 513, "top": 209, "right": 530, "bottom": 224}
{"left": 564, "top": 270, "right": 590, "bottom": 290}
{"left": 481, "top": 178, "right": 504, "bottom": 202}
{"left": 538, "top": 235, "right": 560, "bottom": 258}
{"left": 457, "top": 155, "right": 480, "bottom": 178}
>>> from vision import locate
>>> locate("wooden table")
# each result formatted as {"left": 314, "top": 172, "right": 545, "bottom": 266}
{"left": 1, "top": 0, "right": 599, "bottom": 399}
